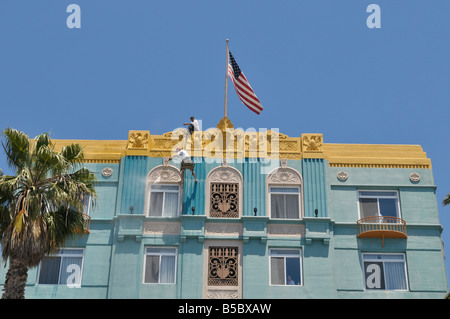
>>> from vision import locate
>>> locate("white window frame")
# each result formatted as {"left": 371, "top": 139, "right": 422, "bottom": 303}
{"left": 143, "top": 247, "right": 178, "bottom": 284}
{"left": 362, "top": 253, "right": 408, "bottom": 291}
{"left": 357, "top": 190, "right": 401, "bottom": 219}
{"left": 82, "top": 194, "right": 92, "bottom": 216}
{"left": 268, "top": 186, "right": 301, "bottom": 220}
{"left": 269, "top": 248, "right": 302, "bottom": 286}
{"left": 37, "top": 248, "right": 85, "bottom": 286}
{"left": 147, "top": 184, "right": 181, "bottom": 217}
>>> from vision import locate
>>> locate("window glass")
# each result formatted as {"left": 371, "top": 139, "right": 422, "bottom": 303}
{"left": 359, "top": 198, "right": 378, "bottom": 218}
{"left": 269, "top": 249, "right": 302, "bottom": 286}
{"left": 270, "top": 187, "right": 300, "bottom": 219}
{"left": 144, "top": 247, "right": 177, "bottom": 284}
{"left": 363, "top": 253, "right": 407, "bottom": 291}
{"left": 39, "top": 257, "right": 61, "bottom": 284}
{"left": 38, "top": 249, "right": 84, "bottom": 285}
{"left": 358, "top": 191, "right": 400, "bottom": 218}
{"left": 149, "top": 185, "right": 179, "bottom": 217}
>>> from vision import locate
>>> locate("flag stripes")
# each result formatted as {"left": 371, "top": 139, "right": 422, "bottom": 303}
{"left": 227, "top": 51, "right": 263, "bottom": 115}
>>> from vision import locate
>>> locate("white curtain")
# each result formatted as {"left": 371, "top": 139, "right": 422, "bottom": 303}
{"left": 150, "top": 192, "right": 163, "bottom": 216}
{"left": 285, "top": 194, "right": 299, "bottom": 219}
{"left": 163, "top": 193, "right": 179, "bottom": 217}
{"left": 270, "top": 257, "right": 284, "bottom": 285}
{"left": 359, "top": 198, "right": 378, "bottom": 218}
{"left": 160, "top": 255, "right": 176, "bottom": 283}
{"left": 271, "top": 194, "right": 285, "bottom": 218}
{"left": 271, "top": 193, "right": 299, "bottom": 218}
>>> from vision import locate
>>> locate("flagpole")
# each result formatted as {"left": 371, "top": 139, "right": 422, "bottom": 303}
{"left": 224, "top": 38, "right": 229, "bottom": 117}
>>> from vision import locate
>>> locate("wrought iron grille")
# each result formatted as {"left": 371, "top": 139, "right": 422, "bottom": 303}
{"left": 208, "top": 247, "right": 238, "bottom": 286}
{"left": 210, "top": 182, "right": 239, "bottom": 218}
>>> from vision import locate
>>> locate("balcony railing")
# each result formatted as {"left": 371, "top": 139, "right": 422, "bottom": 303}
{"left": 357, "top": 216, "right": 407, "bottom": 240}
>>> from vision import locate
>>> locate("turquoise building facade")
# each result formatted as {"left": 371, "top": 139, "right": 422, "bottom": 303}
{"left": 1, "top": 124, "right": 447, "bottom": 298}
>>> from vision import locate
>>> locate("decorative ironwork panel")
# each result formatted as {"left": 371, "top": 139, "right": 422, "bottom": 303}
{"left": 208, "top": 247, "right": 238, "bottom": 286}
{"left": 210, "top": 183, "right": 239, "bottom": 218}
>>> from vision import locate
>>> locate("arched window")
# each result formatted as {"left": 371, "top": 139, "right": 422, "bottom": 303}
{"left": 145, "top": 165, "right": 182, "bottom": 217}
{"left": 205, "top": 166, "right": 243, "bottom": 218}
{"left": 266, "top": 166, "right": 303, "bottom": 219}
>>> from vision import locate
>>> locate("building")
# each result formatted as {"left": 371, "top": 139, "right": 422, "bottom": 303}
{"left": 1, "top": 116, "right": 447, "bottom": 298}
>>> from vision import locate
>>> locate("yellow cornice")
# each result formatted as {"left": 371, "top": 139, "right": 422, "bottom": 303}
{"left": 324, "top": 143, "right": 431, "bottom": 169}
{"left": 52, "top": 139, "right": 127, "bottom": 164}
{"left": 49, "top": 130, "right": 431, "bottom": 169}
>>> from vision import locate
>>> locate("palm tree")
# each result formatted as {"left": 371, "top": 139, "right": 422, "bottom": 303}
{"left": 0, "top": 128, "right": 96, "bottom": 299}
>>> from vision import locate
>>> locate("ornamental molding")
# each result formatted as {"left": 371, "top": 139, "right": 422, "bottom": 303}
{"left": 101, "top": 167, "right": 113, "bottom": 177}
{"left": 127, "top": 130, "right": 150, "bottom": 149}
{"left": 337, "top": 170, "right": 348, "bottom": 181}
{"left": 267, "top": 167, "right": 302, "bottom": 184}
{"left": 147, "top": 165, "right": 181, "bottom": 183}
{"left": 302, "top": 134, "right": 323, "bottom": 152}
{"left": 143, "top": 221, "right": 181, "bottom": 235}
{"left": 205, "top": 223, "right": 243, "bottom": 237}
{"left": 409, "top": 172, "right": 421, "bottom": 182}
{"left": 267, "top": 224, "right": 305, "bottom": 237}
{"left": 206, "top": 289, "right": 239, "bottom": 299}
{"left": 208, "top": 167, "right": 242, "bottom": 183}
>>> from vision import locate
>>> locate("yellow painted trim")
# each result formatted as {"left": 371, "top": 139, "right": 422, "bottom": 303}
{"left": 48, "top": 129, "right": 431, "bottom": 168}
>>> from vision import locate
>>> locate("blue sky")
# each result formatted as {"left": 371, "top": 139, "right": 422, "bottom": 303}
{"left": 1, "top": 1, "right": 449, "bottom": 285}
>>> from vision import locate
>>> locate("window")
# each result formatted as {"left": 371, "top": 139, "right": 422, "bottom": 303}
{"left": 358, "top": 191, "right": 400, "bottom": 219}
{"left": 362, "top": 253, "right": 408, "bottom": 291}
{"left": 148, "top": 185, "right": 180, "bottom": 217}
{"left": 210, "top": 183, "right": 239, "bottom": 218}
{"left": 269, "top": 249, "right": 302, "bottom": 286}
{"left": 270, "top": 187, "right": 300, "bottom": 219}
{"left": 82, "top": 194, "right": 91, "bottom": 216}
{"left": 144, "top": 247, "right": 177, "bottom": 284}
{"left": 208, "top": 246, "right": 238, "bottom": 286}
{"left": 38, "top": 248, "right": 84, "bottom": 285}
{"left": 206, "top": 166, "right": 242, "bottom": 218}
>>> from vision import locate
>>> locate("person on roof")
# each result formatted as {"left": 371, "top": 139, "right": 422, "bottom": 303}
{"left": 184, "top": 116, "right": 199, "bottom": 135}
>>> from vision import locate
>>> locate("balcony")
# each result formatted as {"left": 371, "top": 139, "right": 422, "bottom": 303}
{"left": 357, "top": 216, "right": 407, "bottom": 245}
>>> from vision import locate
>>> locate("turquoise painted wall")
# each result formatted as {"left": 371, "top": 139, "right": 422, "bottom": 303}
{"left": 0, "top": 156, "right": 447, "bottom": 299}
{"left": 327, "top": 164, "right": 447, "bottom": 297}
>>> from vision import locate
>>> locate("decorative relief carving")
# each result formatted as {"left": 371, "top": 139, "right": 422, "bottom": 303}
{"left": 337, "top": 171, "right": 348, "bottom": 181}
{"left": 208, "top": 167, "right": 241, "bottom": 183}
{"left": 143, "top": 222, "right": 181, "bottom": 235}
{"left": 127, "top": 131, "right": 150, "bottom": 149}
{"left": 302, "top": 134, "right": 323, "bottom": 152}
{"left": 409, "top": 172, "right": 421, "bottom": 182}
{"left": 267, "top": 167, "right": 301, "bottom": 184}
{"left": 206, "top": 289, "right": 239, "bottom": 299}
{"left": 205, "top": 223, "right": 243, "bottom": 237}
{"left": 148, "top": 165, "right": 181, "bottom": 183}
{"left": 208, "top": 247, "right": 238, "bottom": 286}
{"left": 101, "top": 167, "right": 113, "bottom": 177}
{"left": 268, "top": 224, "right": 304, "bottom": 237}
{"left": 210, "top": 183, "right": 239, "bottom": 218}
{"left": 144, "top": 127, "right": 303, "bottom": 159}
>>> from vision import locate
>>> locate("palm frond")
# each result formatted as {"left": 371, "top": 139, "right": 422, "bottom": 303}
{"left": 61, "top": 143, "right": 84, "bottom": 164}
{"left": 1, "top": 128, "right": 30, "bottom": 171}
{"left": 444, "top": 193, "right": 450, "bottom": 206}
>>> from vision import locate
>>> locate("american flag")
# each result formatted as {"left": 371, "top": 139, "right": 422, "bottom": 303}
{"left": 228, "top": 51, "right": 263, "bottom": 115}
